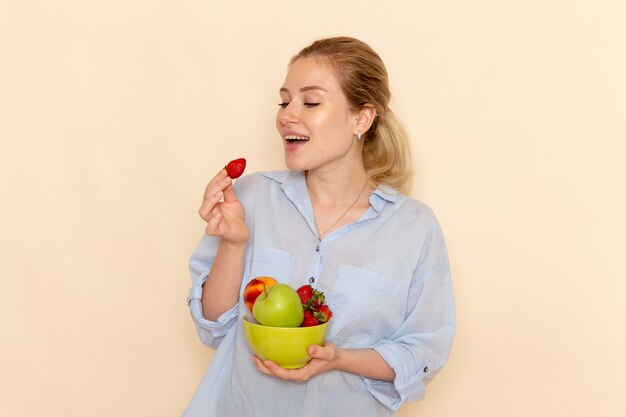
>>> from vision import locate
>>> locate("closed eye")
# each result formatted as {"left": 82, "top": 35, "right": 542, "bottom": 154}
{"left": 278, "top": 102, "right": 319, "bottom": 109}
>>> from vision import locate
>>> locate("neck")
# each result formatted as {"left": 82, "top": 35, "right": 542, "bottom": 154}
{"left": 306, "top": 168, "right": 372, "bottom": 240}
{"left": 305, "top": 169, "right": 369, "bottom": 206}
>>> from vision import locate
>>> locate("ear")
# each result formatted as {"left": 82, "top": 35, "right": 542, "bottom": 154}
{"left": 353, "top": 105, "right": 377, "bottom": 136}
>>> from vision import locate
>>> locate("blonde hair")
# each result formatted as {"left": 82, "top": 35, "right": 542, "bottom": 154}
{"left": 291, "top": 36, "right": 412, "bottom": 194}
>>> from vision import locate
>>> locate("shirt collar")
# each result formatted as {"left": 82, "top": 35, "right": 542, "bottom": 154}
{"left": 370, "top": 185, "right": 401, "bottom": 212}
{"left": 260, "top": 169, "right": 401, "bottom": 213}
{"left": 260, "top": 170, "right": 305, "bottom": 199}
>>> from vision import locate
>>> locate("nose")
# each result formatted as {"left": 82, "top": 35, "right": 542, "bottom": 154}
{"left": 277, "top": 104, "right": 299, "bottom": 126}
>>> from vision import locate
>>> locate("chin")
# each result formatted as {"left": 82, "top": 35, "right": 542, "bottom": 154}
{"left": 284, "top": 156, "right": 308, "bottom": 172}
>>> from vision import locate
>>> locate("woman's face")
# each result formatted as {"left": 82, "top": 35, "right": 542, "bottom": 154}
{"left": 276, "top": 56, "right": 361, "bottom": 174}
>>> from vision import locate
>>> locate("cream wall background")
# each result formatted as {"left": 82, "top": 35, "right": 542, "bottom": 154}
{"left": 1, "top": 1, "right": 624, "bottom": 416}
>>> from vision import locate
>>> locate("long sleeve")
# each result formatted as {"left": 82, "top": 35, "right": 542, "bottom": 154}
{"left": 187, "top": 234, "right": 240, "bottom": 349}
{"left": 364, "top": 217, "right": 456, "bottom": 409}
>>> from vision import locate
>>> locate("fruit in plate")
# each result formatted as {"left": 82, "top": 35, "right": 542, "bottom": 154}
{"left": 296, "top": 284, "right": 325, "bottom": 310}
{"left": 301, "top": 310, "right": 319, "bottom": 327}
{"left": 313, "top": 304, "right": 333, "bottom": 324}
{"left": 253, "top": 283, "right": 304, "bottom": 327}
{"left": 243, "top": 276, "right": 278, "bottom": 312}
{"left": 225, "top": 158, "right": 246, "bottom": 179}
{"left": 296, "top": 284, "right": 314, "bottom": 305}
{"left": 296, "top": 284, "right": 332, "bottom": 325}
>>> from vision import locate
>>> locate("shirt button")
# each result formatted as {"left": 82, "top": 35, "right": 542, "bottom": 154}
{"left": 423, "top": 366, "right": 429, "bottom": 373}
{"left": 308, "top": 277, "right": 315, "bottom": 284}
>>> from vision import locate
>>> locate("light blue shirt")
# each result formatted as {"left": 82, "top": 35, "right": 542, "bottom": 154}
{"left": 184, "top": 170, "right": 456, "bottom": 417}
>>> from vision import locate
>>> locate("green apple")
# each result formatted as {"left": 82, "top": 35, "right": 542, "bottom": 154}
{"left": 252, "top": 283, "right": 304, "bottom": 327}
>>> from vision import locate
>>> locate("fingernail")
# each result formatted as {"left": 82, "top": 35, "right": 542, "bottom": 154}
{"left": 215, "top": 192, "right": 223, "bottom": 200}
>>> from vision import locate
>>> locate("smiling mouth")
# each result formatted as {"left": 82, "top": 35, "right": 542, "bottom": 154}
{"left": 284, "top": 135, "right": 310, "bottom": 144}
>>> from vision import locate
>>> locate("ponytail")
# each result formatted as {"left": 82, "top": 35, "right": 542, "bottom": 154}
{"left": 363, "top": 109, "right": 412, "bottom": 194}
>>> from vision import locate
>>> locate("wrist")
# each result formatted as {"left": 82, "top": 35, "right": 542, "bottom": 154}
{"left": 331, "top": 346, "right": 348, "bottom": 372}
{"left": 326, "top": 347, "right": 395, "bottom": 382}
{"left": 219, "top": 239, "right": 248, "bottom": 251}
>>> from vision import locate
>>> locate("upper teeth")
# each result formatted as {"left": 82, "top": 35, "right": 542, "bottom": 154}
{"left": 285, "top": 135, "right": 309, "bottom": 140}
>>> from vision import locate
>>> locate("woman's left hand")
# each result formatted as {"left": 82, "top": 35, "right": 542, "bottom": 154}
{"left": 252, "top": 343, "right": 338, "bottom": 382}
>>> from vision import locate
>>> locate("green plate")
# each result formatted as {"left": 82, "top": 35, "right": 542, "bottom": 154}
{"left": 242, "top": 316, "right": 329, "bottom": 369}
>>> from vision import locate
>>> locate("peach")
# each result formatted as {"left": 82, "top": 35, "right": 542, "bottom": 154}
{"left": 243, "top": 276, "right": 278, "bottom": 312}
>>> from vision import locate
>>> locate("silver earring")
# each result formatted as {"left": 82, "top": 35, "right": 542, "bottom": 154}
{"left": 357, "top": 131, "right": 363, "bottom": 141}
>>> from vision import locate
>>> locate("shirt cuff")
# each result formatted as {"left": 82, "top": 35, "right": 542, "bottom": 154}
{"left": 187, "top": 275, "right": 239, "bottom": 347}
{"left": 363, "top": 342, "right": 429, "bottom": 410}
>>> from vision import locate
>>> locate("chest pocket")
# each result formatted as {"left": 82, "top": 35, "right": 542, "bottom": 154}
{"left": 327, "top": 265, "right": 402, "bottom": 346}
{"left": 245, "top": 246, "right": 295, "bottom": 284}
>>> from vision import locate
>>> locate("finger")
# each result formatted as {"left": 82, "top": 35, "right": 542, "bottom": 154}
{"left": 203, "top": 182, "right": 228, "bottom": 203}
{"left": 203, "top": 173, "right": 231, "bottom": 201}
{"left": 261, "top": 360, "right": 294, "bottom": 379}
{"left": 252, "top": 356, "right": 273, "bottom": 376}
{"left": 205, "top": 209, "right": 222, "bottom": 234}
{"left": 307, "top": 344, "right": 334, "bottom": 361}
{"left": 264, "top": 360, "right": 314, "bottom": 383}
{"left": 204, "top": 170, "right": 227, "bottom": 192}
{"left": 221, "top": 181, "right": 237, "bottom": 203}
{"left": 198, "top": 191, "right": 223, "bottom": 220}
{"left": 213, "top": 168, "right": 228, "bottom": 180}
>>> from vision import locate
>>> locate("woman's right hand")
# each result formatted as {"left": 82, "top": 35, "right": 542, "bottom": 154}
{"left": 198, "top": 169, "right": 249, "bottom": 244}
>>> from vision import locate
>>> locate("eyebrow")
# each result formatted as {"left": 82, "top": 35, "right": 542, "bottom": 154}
{"left": 280, "top": 85, "right": 328, "bottom": 93}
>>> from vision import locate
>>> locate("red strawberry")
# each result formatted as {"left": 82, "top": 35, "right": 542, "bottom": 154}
{"left": 296, "top": 285, "right": 314, "bottom": 305}
{"left": 225, "top": 158, "right": 246, "bottom": 179}
{"left": 311, "top": 289, "right": 325, "bottom": 309}
{"left": 301, "top": 310, "right": 319, "bottom": 327}
{"left": 297, "top": 284, "right": 327, "bottom": 311}
{"left": 313, "top": 305, "right": 333, "bottom": 324}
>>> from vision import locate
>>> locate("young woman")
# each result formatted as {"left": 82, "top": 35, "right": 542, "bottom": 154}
{"left": 184, "top": 36, "right": 456, "bottom": 417}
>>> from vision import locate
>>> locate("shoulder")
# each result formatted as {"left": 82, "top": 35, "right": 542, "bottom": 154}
{"left": 232, "top": 170, "right": 304, "bottom": 204}
{"left": 375, "top": 185, "right": 440, "bottom": 227}
{"left": 378, "top": 191, "right": 450, "bottom": 272}
{"left": 233, "top": 170, "right": 289, "bottom": 190}
{"left": 375, "top": 187, "right": 448, "bottom": 254}
{"left": 400, "top": 196, "right": 439, "bottom": 225}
